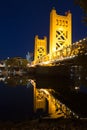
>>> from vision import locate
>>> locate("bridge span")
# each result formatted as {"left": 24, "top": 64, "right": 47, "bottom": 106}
{"left": 31, "top": 38, "right": 87, "bottom": 67}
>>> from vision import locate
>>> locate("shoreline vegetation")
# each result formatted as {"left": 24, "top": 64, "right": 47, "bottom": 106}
{"left": 0, "top": 65, "right": 70, "bottom": 77}
{"left": 0, "top": 53, "right": 86, "bottom": 77}
{"left": 0, "top": 54, "right": 86, "bottom": 77}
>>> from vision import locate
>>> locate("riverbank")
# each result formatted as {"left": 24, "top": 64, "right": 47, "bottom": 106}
{"left": 0, "top": 118, "right": 87, "bottom": 129}
{"left": 27, "top": 64, "right": 71, "bottom": 78}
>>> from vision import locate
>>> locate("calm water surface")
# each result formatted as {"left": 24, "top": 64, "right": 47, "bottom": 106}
{"left": 0, "top": 75, "right": 87, "bottom": 129}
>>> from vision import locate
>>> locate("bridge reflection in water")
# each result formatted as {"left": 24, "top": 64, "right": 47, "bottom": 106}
{"left": 0, "top": 73, "right": 87, "bottom": 121}
{"left": 33, "top": 86, "right": 77, "bottom": 119}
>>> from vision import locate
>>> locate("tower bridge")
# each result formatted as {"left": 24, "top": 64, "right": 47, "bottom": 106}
{"left": 31, "top": 8, "right": 87, "bottom": 67}
{"left": 27, "top": 8, "right": 87, "bottom": 119}
{"left": 33, "top": 38, "right": 87, "bottom": 66}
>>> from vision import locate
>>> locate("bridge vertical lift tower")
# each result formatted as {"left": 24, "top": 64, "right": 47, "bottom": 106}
{"left": 49, "top": 8, "right": 72, "bottom": 57}
{"left": 34, "top": 35, "right": 47, "bottom": 63}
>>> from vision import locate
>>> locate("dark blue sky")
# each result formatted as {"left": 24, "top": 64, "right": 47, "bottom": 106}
{"left": 0, "top": 0, "right": 87, "bottom": 60}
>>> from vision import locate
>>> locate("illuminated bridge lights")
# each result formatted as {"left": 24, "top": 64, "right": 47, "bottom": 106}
{"left": 31, "top": 37, "right": 87, "bottom": 66}
{"left": 39, "top": 89, "right": 79, "bottom": 119}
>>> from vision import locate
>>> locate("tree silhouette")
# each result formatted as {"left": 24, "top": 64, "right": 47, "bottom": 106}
{"left": 75, "top": 0, "right": 87, "bottom": 23}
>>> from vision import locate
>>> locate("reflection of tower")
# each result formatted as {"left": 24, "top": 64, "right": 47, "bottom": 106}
{"left": 40, "top": 89, "right": 71, "bottom": 118}
{"left": 33, "top": 87, "right": 73, "bottom": 118}
{"left": 42, "top": 89, "right": 56, "bottom": 114}
{"left": 49, "top": 8, "right": 72, "bottom": 55}
{"left": 33, "top": 83, "right": 47, "bottom": 113}
{"left": 39, "top": 89, "right": 58, "bottom": 115}
{"left": 34, "top": 35, "right": 47, "bottom": 62}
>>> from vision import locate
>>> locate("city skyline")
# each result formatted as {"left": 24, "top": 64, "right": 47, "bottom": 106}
{"left": 0, "top": 0, "right": 87, "bottom": 60}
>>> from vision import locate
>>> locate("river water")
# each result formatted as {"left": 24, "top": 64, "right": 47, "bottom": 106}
{"left": 0, "top": 74, "right": 87, "bottom": 129}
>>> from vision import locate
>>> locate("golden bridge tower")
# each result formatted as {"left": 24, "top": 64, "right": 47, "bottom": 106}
{"left": 34, "top": 35, "right": 47, "bottom": 62}
{"left": 49, "top": 8, "right": 72, "bottom": 55}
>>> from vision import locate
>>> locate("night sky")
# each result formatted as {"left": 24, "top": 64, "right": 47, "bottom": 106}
{"left": 0, "top": 0, "right": 87, "bottom": 60}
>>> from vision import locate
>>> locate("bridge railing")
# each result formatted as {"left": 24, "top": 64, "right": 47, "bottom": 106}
{"left": 33, "top": 38, "right": 87, "bottom": 65}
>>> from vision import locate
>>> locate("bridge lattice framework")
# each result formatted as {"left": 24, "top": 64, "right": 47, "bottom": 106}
{"left": 33, "top": 8, "right": 87, "bottom": 66}
{"left": 33, "top": 38, "right": 87, "bottom": 65}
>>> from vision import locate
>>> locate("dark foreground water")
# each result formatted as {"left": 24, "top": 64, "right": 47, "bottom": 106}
{"left": 0, "top": 75, "right": 87, "bottom": 129}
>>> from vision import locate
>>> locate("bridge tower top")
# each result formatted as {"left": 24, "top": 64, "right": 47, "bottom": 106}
{"left": 49, "top": 8, "right": 72, "bottom": 55}
{"left": 34, "top": 35, "right": 47, "bottom": 62}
